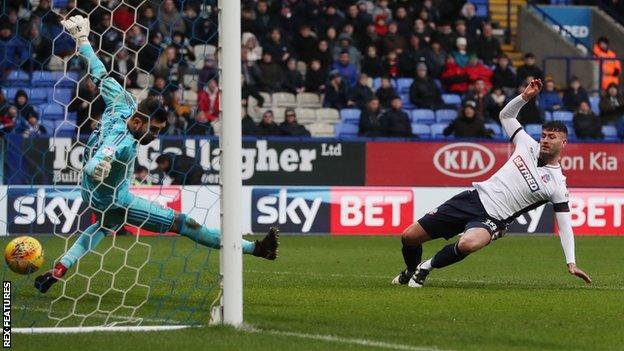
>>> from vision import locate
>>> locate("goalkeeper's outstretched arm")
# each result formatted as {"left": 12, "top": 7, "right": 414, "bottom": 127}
{"left": 499, "top": 78, "right": 543, "bottom": 141}
{"left": 62, "top": 15, "right": 136, "bottom": 113}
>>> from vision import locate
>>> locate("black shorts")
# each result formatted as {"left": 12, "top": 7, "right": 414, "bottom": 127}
{"left": 418, "top": 190, "right": 507, "bottom": 241}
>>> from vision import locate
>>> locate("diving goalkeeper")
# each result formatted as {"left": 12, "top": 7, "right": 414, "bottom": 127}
{"left": 35, "top": 16, "right": 279, "bottom": 294}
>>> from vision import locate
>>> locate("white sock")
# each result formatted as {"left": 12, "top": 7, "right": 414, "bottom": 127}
{"left": 420, "top": 259, "right": 433, "bottom": 270}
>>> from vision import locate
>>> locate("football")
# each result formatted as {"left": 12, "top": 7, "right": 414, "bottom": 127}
{"left": 4, "top": 236, "right": 44, "bottom": 275}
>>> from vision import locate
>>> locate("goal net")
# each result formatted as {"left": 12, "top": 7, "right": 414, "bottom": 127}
{"left": 0, "top": 0, "right": 237, "bottom": 330}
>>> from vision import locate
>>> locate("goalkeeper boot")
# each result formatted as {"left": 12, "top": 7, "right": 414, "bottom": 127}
{"left": 408, "top": 263, "right": 430, "bottom": 288}
{"left": 252, "top": 227, "right": 279, "bottom": 260}
{"left": 34, "top": 262, "right": 67, "bottom": 293}
{"left": 391, "top": 269, "right": 415, "bottom": 285}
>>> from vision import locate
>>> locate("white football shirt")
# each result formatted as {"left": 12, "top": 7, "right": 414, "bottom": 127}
{"left": 473, "top": 129, "right": 569, "bottom": 223}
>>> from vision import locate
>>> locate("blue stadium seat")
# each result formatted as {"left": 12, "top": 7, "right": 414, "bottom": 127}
{"left": 589, "top": 96, "right": 600, "bottom": 114}
{"left": 372, "top": 77, "right": 396, "bottom": 91}
{"left": 6, "top": 70, "right": 30, "bottom": 87}
{"left": 32, "top": 71, "right": 79, "bottom": 88}
{"left": 397, "top": 78, "right": 413, "bottom": 94}
{"left": 442, "top": 94, "right": 461, "bottom": 107}
{"left": 602, "top": 125, "right": 618, "bottom": 140}
{"left": 552, "top": 111, "right": 573, "bottom": 122}
{"left": 55, "top": 120, "right": 76, "bottom": 134}
{"left": 431, "top": 123, "right": 448, "bottom": 138}
{"left": 485, "top": 123, "right": 502, "bottom": 137}
{"left": 335, "top": 123, "right": 359, "bottom": 138}
{"left": 53, "top": 88, "right": 74, "bottom": 104}
{"left": 544, "top": 111, "right": 552, "bottom": 121}
{"left": 3, "top": 87, "right": 20, "bottom": 102}
{"left": 41, "top": 119, "right": 56, "bottom": 134}
{"left": 340, "top": 108, "right": 361, "bottom": 123}
{"left": 400, "top": 93, "right": 415, "bottom": 109}
{"left": 410, "top": 109, "right": 435, "bottom": 123}
{"left": 435, "top": 109, "right": 457, "bottom": 123}
{"left": 29, "top": 89, "right": 48, "bottom": 105}
{"left": 38, "top": 103, "right": 65, "bottom": 120}
{"left": 525, "top": 124, "right": 542, "bottom": 138}
{"left": 565, "top": 123, "right": 576, "bottom": 139}
{"left": 411, "top": 123, "right": 431, "bottom": 138}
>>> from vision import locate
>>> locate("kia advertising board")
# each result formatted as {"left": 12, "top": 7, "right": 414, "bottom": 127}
{"left": 366, "top": 141, "right": 624, "bottom": 187}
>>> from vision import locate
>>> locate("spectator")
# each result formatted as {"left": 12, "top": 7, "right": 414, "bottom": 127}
{"left": 432, "top": 21, "right": 455, "bottom": 53}
{"left": 375, "top": 76, "right": 399, "bottom": 109}
{"left": 474, "top": 23, "right": 502, "bottom": 66}
{"left": 183, "top": 3, "right": 215, "bottom": 46}
{"left": 305, "top": 59, "right": 327, "bottom": 93}
{"left": 409, "top": 63, "right": 443, "bottom": 109}
{"left": 573, "top": 101, "right": 603, "bottom": 140}
{"left": 186, "top": 111, "right": 213, "bottom": 136}
{"left": 443, "top": 102, "right": 493, "bottom": 138}
{"left": 516, "top": 53, "right": 544, "bottom": 85}
{"left": 27, "top": 23, "right": 52, "bottom": 71}
{"left": 162, "top": 111, "right": 184, "bottom": 136}
{"left": 264, "top": 28, "right": 293, "bottom": 66}
{"left": 393, "top": 6, "right": 412, "bottom": 34}
{"left": 359, "top": 97, "right": 384, "bottom": 137}
{"left": 137, "top": 4, "right": 158, "bottom": 33}
{"left": 424, "top": 40, "right": 447, "bottom": 78}
{"left": 318, "top": 5, "right": 345, "bottom": 35}
{"left": 599, "top": 83, "right": 624, "bottom": 125}
{"left": 348, "top": 74, "right": 374, "bottom": 110}
{"left": 156, "top": 153, "right": 203, "bottom": 186}
{"left": 517, "top": 79, "right": 544, "bottom": 125}
{"left": 253, "top": 1, "right": 275, "bottom": 37}
{"left": 538, "top": 79, "right": 563, "bottom": 112}
{"left": 198, "top": 58, "right": 218, "bottom": 91}
{"left": 15, "top": 111, "right": 46, "bottom": 138}
{"left": 154, "top": 45, "right": 187, "bottom": 85}
{"left": 485, "top": 86, "right": 508, "bottom": 122}
{"left": 125, "top": 25, "right": 147, "bottom": 53}
{"left": 0, "top": 21, "right": 29, "bottom": 72}
{"left": 313, "top": 39, "right": 334, "bottom": 72}
{"left": 133, "top": 165, "right": 152, "bottom": 186}
{"left": 381, "top": 22, "right": 406, "bottom": 55}
{"left": 241, "top": 105, "right": 257, "bottom": 136}
{"left": 0, "top": 93, "right": 15, "bottom": 135}
{"left": 148, "top": 76, "right": 176, "bottom": 105}
{"left": 361, "top": 45, "right": 383, "bottom": 78}
{"left": 492, "top": 55, "right": 517, "bottom": 96}
{"left": 464, "top": 79, "right": 490, "bottom": 120}
{"left": 257, "top": 110, "right": 282, "bottom": 136}
{"left": 413, "top": 18, "right": 433, "bottom": 46}
{"left": 258, "top": 52, "right": 283, "bottom": 92}
{"left": 380, "top": 97, "right": 412, "bottom": 137}
{"left": 158, "top": 0, "right": 186, "bottom": 39}
{"left": 138, "top": 31, "right": 163, "bottom": 72}
{"left": 324, "top": 27, "right": 339, "bottom": 58}
{"left": 399, "top": 35, "right": 427, "bottom": 77}
{"left": 382, "top": 50, "right": 401, "bottom": 79}
{"left": 70, "top": 78, "right": 105, "bottom": 135}
{"left": 464, "top": 55, "right": 493, "bottom": 89}
{"left": 111, "top": 48, "right": 139, "bottom": 89}
{"left": 282, "top": 58, "right": 305, "bottom": 94}
{"left": 359, "top": 24, "right": 381, "bottom": 54}
{"left": 451, "top": 37, "right": 470, "bottom": 68}
{"left": 242, "top": 74, "right": 264, "bottom": 108}
{"left": 241, "top": 47, "right": 262, "bottom": 88}
{"left": 346, "top": 4, "right": 371, "bottom": 39}
{"left": 12, "top": 90, "right": 36, "bottom": 122}
{"left": 593, "top": 36, "right": 621, "bottom": 91}
{"left": 113, "top": 4, "right": 134, "bottom": 31}
{"left": 242, "top": 32, "right": 263, "bottom": 62}
{"left": 562, "top": 77, "right": 589, "bottom": 112}
{"left": 171, "top": 31, "right": 196, "bottom": 67}
{"left": 460, "top": 2, "right": 482, "bottom": 40}
{"left": 324, "top": 70, "right": 349, "bottom": 110}
{"left": 197, "top": 79, "right": 220, "bottom": 122}
{"left": 441, "top": 55, "right": 469, "bottom": 94}
{"left": 95, "top": 13, "right": 123, "bottom": 56}
{"left": 280, "top": 108, "right": 311, "bottom": 136}
{"left": 332, "top": 51, "right": 358, "bottom": 87}
{"left": 454, "top": 20, "right": 476, "bottom": 50}
{"left": 293, "top": 24, "right": 318, "bottom": 64}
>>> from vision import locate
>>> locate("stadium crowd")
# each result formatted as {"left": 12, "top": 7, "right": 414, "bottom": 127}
{"left": 0, "top": 0, "right": 623, "bottom": 140}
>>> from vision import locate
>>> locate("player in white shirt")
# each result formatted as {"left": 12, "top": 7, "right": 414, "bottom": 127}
{"left": 392, "top": 79, "right": 592, "bottom": 288}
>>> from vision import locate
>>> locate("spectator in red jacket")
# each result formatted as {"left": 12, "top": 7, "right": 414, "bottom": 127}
{"left": 441, "top": 55, "right": 469, "bottom": 94}
{"left": 464, "top": 55, "right": 493, "bottom": 89}
{"left": 198, "top": 79, "right": 220, "bottom": 122}
{"left": 113, "top": 4, "right": 135, "bottom": 31}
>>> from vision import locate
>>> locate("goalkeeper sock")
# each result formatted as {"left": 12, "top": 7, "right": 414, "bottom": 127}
{"left": 59, "top": 223, "right": 108, "bottom": 269}
{"left": 178, "top": 214, "right": 255, "bottom": 254}
{"left": 401, "top": 240, "right": 422, "bottom": 272}
{"left": 431, "top": 242, "right": 468, "bottom": 269}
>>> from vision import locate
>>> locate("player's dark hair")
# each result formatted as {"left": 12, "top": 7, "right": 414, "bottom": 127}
{"left": 155, "top": 154, "right": 172, "bottom": 165}
{"left": 542, "top": 121, "right": 568, "bottom": 135}
{"left": 135, "top": 165, "right": 148, "bottom": 173}
{"left": 136, "top": 98, "right": 167, "bottom": 123}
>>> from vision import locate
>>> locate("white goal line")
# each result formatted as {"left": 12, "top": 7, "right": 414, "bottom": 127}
{"left": 13, "top": 325, "right": 195, "bottom": 334}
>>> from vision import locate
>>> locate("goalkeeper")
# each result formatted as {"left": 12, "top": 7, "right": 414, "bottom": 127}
{"left": 35, "top": 16, "right": 279, "bottom": 294}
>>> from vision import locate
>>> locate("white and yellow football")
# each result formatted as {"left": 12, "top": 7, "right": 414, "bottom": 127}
{"left": 4, "top": 236, "right": 44, "bottom": 275}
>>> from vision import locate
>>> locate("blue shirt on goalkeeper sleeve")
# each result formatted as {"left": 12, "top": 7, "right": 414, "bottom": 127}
{"left": 78, "top": 43, "right": 139, "bottom": 210}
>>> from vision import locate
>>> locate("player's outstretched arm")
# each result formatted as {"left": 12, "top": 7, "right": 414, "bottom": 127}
{"left": 62, "top": 15, "right": 135, "bottom": 113}
{"left": 555, "top": 210, "right": 592, "bottom": 284}
{"left": 500, "top": 79, "right": 543, "bottom": 140}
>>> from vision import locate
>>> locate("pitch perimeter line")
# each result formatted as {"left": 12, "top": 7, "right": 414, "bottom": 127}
{"left": 245, "top": 326, "right": 448, "bottom": 351}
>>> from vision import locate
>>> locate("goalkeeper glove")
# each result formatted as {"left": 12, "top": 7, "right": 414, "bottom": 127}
{"left": 61, "top": 15, "right": 90, "bottom": 45}
{"left": 92, "top": 155, "right": 112, "bottom": 182}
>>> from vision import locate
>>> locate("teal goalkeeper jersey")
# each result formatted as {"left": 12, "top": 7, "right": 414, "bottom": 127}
{"left": 78, "top": 43, "right": 139, "bottom": 209}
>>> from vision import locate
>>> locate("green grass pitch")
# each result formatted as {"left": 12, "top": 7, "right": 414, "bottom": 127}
{"left": 5, "top": 234, "right": 623, "bottom": 351}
